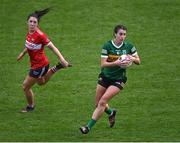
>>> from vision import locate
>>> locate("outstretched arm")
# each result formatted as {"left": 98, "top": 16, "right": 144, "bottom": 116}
{"left": 47, "top": 42, "right": 69, "bottom": 67}
{"left": 17, "top": 48, "right": 27, "bottom": 61}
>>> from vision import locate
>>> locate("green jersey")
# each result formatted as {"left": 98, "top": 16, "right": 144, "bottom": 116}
{"left": 100, "top": 40, "right": 137, "bottom": 80}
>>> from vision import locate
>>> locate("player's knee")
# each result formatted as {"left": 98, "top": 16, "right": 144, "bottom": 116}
{"left": 37, "top": 80, "right": 46, "bottom": 86}
{"left": 22, "top": 83, "right": 29, "bottom": 91}
{"left": 98, "top": 100, "right": 107, "bottom": 107}
{"left": 37, "top": 81, "right": 44, "bottom": 86}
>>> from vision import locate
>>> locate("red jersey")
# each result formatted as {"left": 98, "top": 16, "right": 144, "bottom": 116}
{"left": 25, "top": 28, "right": 50, "bottom": 69}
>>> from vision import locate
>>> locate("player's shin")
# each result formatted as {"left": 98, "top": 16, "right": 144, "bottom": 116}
{"left": 104, "top": 103, "right": 113, "bottom": 115}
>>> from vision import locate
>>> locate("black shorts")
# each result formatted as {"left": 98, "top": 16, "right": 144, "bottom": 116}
{"left": 97, "top": 73, "right": 127, "bottom": 90}
{"left": 29, "top": 64, "right": 49, "bottom": 78}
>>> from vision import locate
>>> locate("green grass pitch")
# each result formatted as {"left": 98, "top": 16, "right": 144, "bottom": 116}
{"left": 0, "top": 0, "right": 180, "bottom": 141}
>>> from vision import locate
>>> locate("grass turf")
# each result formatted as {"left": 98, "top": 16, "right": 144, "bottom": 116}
{"left": 0, "top": 0, "right": 180, "bottom": 141}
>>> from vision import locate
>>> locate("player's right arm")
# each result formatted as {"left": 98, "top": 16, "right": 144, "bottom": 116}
{"left": 17, "top": 48, "right": 27, "bottom": 61}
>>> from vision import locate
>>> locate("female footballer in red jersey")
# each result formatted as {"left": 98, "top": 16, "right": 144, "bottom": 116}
{"left": 17, "top": 8, "right": 71, "bottom": 112}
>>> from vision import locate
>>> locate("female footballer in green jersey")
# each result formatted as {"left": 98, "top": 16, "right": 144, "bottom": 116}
{"left": 80, "top": 24, "right": 141, "bottom": 134}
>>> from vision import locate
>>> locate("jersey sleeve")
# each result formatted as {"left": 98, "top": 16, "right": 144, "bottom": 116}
{"left": 101, "top": 43, "right": 109, "bottom": 58}
{"left": 41, "top": 33, "right": 50, "bottom": 45}
{"left": 129, "top": 43, "right": 138, "bottom": 56}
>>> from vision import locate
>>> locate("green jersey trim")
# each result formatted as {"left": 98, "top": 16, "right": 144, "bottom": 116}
{"left": 132, "top": 51, "right": 137, "bottom": 56}
{"left": 101, "top": 55, "right": 108, "bottom": 58}
{"left": 111, "top": 40, "right": 124, "bottom": 49}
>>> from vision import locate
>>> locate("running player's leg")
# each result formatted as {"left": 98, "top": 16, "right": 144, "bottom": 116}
{"left": 96, "top": 76, "right": 114, "bottom": 116}
{"left": 36, "top": 69, "right": 53, "bottom": 85}
{"left": 107, "top": 79, "right": 126, "bottom": 127}
{"left": 96, "top": 84, "right": 113, "bottom": 116}
{"left": 37, "top": 63, "right": 71, "bottom": 85}
{"left": 21, "top": 75, "right": 37, "bottom": 112}
{"left": 35, "top": 64, "right": 53, "bottom": 85}
{"left": 40, "top": 62, "right": 63, "bottom": 84}
{"left": 95, "top": 84, "right": 106, "bottom": 107}
{"left": 79, "top": 84, "right": 107, "bottom": 133}
{"left": 80, "top": 84, "right": 106, "bottom": 134}
{"left": 104, "top": 103, "right": 114, "bottom": 116}
{"left": 92, "top": 86, "right": 120, "bottom": 121}
{"left": 80, "top": 86, "right": 120, "bottom": 134}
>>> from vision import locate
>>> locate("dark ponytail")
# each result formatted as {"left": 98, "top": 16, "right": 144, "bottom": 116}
{"left": 27, "top": 7, "right": 51, "bottom": 23}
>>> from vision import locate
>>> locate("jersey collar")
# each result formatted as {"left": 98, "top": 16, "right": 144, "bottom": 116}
{"left": 111, "top": 40, "right": 123, "bottom": 49}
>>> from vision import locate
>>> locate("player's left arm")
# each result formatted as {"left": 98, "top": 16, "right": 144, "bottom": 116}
{"left": 128, "top": 53, "right": 141, "bottom": 65}
{"left": 127, "top": 45, "right": 141, "bottom": 65}
{"left": 47, "top": 42, "right": 69, "bottom": 67}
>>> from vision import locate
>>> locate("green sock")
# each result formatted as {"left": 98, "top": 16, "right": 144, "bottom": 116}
{"left": 105, "top": 108, "right": 113, "bottom": 115}
{"left": 87, "top": 119, "right": 96, "bottom": 129}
